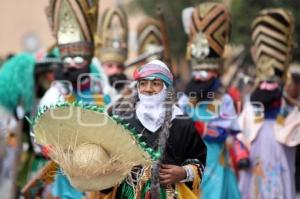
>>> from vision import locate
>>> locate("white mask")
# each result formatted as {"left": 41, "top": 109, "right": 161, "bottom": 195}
{"left": 136, "top": 85, "right": 183, "bottom": 132}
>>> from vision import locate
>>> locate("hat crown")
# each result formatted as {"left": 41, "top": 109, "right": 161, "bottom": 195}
{"left": 73, "top": 143, "right": 109, "bottom": 169}
{"left": 137, "top": 18, "right": 163, "bottom": 61}
{"left": 148, "top": 60, "right": 170, "bottom": 72}
{"left": 97, "top": 7, "right": 128, "bottom": 64}
{"left": 251, "top": 8, "right": 295, "bottom": 81}
{"left": 47, "top": 0, "right": 99, "bottom": 45}
{"left": 187, "top": 3, "right": 231, "bottom": 61}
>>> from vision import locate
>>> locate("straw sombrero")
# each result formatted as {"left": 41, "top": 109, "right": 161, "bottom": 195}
{"left": 30, "top": 102, "right": 156, "bottom": 191}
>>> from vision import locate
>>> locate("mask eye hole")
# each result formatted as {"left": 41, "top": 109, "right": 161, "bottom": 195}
{"left": 63, "top": 57, "right": 72, "bottom": 64}
{"left": 107, "top": 63, "right": 113, "bottom": 68}
{"left": 74, "top": 56, "right": 84, "bottom": 64}
{"left": 199, "top": 70, "right": 208, "bottom": 78}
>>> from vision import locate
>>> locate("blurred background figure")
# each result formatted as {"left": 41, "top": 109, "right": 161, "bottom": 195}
{"left": 125, "top": 18, "right": 164, "bottom": 77}
{"left": 0, "top": 49, "right": 60, "bottom": 199}
{"left": 238, "top": 8, "right": 300, "bottom": 199}
{"left": 285, "top": 63, "right": 300, "bottom": 198}
{"left": 97, "top": 7, "right": 129, "bottom": 92}
{"left": 179, "top": 3, "right": 242, "bottom": 199}
{"left": 285, "top": 63, "right": 300, "bottom": 102}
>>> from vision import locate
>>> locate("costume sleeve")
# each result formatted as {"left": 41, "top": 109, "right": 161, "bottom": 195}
{"left": 203, "top": 125, "right": 228, "bottom": 142}
{"left": 180, "top": 119, "right": 207, "bottom": 180}
{"left": 174, "top": 119, "right": 206, "bottom": 196}
{"left": 194, "top": 120, "right": 228, "bottom": 142}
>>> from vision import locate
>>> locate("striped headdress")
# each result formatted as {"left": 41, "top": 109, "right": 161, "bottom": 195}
{"left": 251, "top": 8, "right": 295, "bottom": 81}
{"left": 184, "top": 3, "right": 231, "bottom": 71}
{"left": 97, "top": 7, "right": 128, "bottom": 64}
{"left": 133, "top": 60, "right": 173, "bottom": 87}
{"left": 137, "top": 18, "right": 163, "bottom": 61}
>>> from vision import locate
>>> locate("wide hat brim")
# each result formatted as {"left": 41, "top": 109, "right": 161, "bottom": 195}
{"left": 32, "top": 102, "right": 153, "bottom": 191}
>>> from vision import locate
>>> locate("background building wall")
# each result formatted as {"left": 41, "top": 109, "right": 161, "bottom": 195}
{"left": 0, "top": 0, "right": 124, "bottom": 56}
{"left": 0, "top": 0, "right": 54, "bottom": 55}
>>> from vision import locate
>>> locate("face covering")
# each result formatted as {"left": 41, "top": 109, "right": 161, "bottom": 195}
{"left": 136, "top": 85, "right": 183, "bottom": 132}
{"left": 54, "top": 66, "right": 90, "bottom": 89}
{"left": 136, "top": 85, "right": 167, "bottom": 132}
{"left": 184, "top": 77, "right": 219, "bottom": 101}
{"left": 250, "top": 86, "right": 282, "bottom": 109}
{"left": 108, "top": 73, "right": 128, "bottom": 91}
